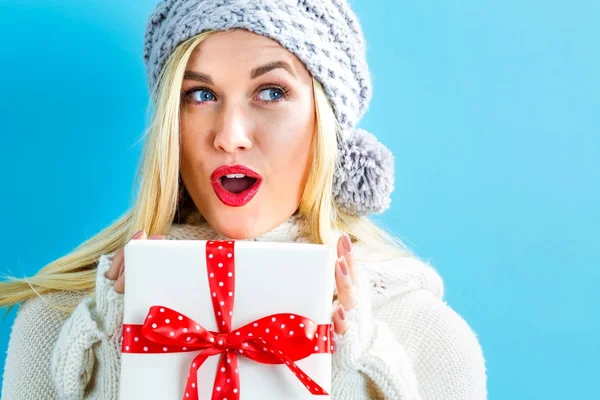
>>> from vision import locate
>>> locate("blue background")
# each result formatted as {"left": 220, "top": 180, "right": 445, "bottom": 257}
{"left": 1, "top": 1, "right": 598, "bottom": 398}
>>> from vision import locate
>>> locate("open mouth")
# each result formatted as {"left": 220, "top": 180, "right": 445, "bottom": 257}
{"left": 210, "top": 165, "right": 263, "bottom": 207}
{"left": 220, "top": 174, "right": 259, "bottom": 194}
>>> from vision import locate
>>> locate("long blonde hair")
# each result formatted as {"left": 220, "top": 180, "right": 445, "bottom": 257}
{"left": 0, "top": 30, "right": 413, "bottom": 313}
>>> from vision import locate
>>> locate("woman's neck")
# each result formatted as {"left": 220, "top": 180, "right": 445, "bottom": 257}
{"left": 166, "top": 210, "right": 310, "bottom": 243}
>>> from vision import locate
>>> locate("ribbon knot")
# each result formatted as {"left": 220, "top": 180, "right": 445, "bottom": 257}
{"left": 214, "top": 333, "right": 229, "bottom": 350}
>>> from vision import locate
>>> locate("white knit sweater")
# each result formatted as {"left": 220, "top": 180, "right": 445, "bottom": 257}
{"left": 1, "top": 215, "right": 487, "bottom": 399}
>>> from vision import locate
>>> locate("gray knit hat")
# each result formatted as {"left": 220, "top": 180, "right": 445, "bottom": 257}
{"left": 143, "top": 0, "right": 394, "bottom": 216}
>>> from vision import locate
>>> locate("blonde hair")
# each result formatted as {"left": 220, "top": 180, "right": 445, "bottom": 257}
{"left": 0, "top": 30, "right": 413, "bottom": 313}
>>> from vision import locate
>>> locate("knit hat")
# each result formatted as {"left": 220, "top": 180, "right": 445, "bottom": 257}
{"left": 143, "top": 0, "right": 394, "bottom": 216}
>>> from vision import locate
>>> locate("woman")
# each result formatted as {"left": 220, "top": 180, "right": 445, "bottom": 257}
{"left": 0, "top": 1, "right": 487, "bottom": 399}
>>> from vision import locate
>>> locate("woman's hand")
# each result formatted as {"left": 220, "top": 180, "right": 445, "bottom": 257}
{"left": 332, "top": 233, "right": 357, "bottom": 335}
{"left": 104, "top": 229, "right": 166, "bottom": 293}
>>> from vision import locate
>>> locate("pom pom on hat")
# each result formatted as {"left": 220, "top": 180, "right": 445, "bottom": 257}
{"left": 333, "top": 128, "right": 394, "bottom": 216}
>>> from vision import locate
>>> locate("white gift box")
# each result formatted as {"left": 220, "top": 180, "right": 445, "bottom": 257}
{"left": 119, "top": 239, "right": 336, "bottom": 400}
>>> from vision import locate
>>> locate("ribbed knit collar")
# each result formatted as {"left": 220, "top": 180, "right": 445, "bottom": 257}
{"left": 166, "top": 211, "right": 311, "bottom": 243}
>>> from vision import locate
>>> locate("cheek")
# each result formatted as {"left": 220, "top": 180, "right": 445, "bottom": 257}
{"left": 179, "top": 116, "right": 210, "bottom": 180}
{"left": 264, "top": 94, "right": 315, "bottom": 147}
{"left": 260, "top": 108, "right": 315, "bottom": 187}
{"left": 179, "top": 132, "right": 196, "bottom": 173}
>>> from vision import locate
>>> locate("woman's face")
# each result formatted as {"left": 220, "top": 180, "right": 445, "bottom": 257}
{"left": 179, "top": 29, "right": 316, "bottom": 239}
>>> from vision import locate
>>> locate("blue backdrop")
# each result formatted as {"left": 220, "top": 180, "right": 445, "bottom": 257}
{"left": 1, "top": 1, "right": 598, "bottom": 398}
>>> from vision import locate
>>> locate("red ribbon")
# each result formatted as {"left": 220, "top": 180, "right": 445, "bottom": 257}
{"left": 122, "top": 240, "right": 333, "bottom": 400}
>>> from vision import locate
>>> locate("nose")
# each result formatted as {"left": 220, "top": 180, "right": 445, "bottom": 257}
{"left": 213, "top": 101, "right": 253, "bottom": 153}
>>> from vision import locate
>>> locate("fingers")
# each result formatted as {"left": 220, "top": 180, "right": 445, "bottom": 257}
{"left": 335, "top": 233, "right": 357, "bottom": 312}
{"left": 105, "top": 247, "right": 124, "bottom": 281}
{"left": 114, "top": 232, "right": 166, "bottom": 294}
{"left": 335, "top": 255, "right": 357, "bottom": 311}
{"left": 113, "top": 229, "right": 146, "bottom": 293}
{"left": 115, "top": 269, "right": 126, "bottom": 294}
{"left": 106, "top": 229, "right": 144, "bottom": 281}
{"left": 337, "top": 233, "right": 356, "bottom": 284}
{"left": 332, "top": 304, "right": 348, "bottom": 335}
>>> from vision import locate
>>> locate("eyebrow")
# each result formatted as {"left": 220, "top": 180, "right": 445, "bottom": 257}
{"left": 183, "top": 61, "right": 297, "bottom": 84}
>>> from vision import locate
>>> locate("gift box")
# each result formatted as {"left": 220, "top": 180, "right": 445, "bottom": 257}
{"left": 119, "top": 239, "right": 336, "bottom": 400}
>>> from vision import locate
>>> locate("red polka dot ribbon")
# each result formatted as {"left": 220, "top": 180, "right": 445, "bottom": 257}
{"left": 122, "top": 240, "right": 333, "bottom": 400}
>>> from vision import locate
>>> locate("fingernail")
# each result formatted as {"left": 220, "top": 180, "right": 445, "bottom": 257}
{"left": 342, "top": 233, "right": 352, "bottom": 253}
{"left": 131, "top": 229, "right": 144, "bottom": 240}
{"left": 118, "top": 262, "right": 125, "bottom": 277}
{"left": 148, "top": 234, "right": 166, "bottom": 240}
{"left": 337, "top": 306, "right": 346, "bottom": 320}
{"left": 339, "top": 256, "right": 349, "bottom": 276}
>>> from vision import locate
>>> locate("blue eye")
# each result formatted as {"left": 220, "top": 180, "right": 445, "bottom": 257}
{"left": 258, "top": 88, "right": 284, "bottom": 102}
{"left": 190, "top": 89, "right": 215, "bottom": 102}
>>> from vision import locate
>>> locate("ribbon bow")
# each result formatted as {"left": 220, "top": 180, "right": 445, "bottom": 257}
{"left": 122, "top": 240, "right": 332, "bottom": 400}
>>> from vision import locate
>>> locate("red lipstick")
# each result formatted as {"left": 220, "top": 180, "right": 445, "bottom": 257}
{"left": 210, "top": 165, "right": 262, "bottom": 207}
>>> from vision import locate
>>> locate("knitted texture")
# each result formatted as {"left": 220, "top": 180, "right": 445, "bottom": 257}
{"left": 49, "top": 255, "right": 124, "bottom": 400}
{"left": 334, "top": 128, "right": 395, "bottom": 216}
{"left": 0, "top": 292, "right": 80, "bottom": 400}
{"left": 1, "top": 216, "right": 487, "bottom": 399}
{"left": 142, "top": 0, "right": 395, "bottom": 216}
{"left": 331, "top": 266, "right": 420, "bottom": 399}
{"left": 376, "top": 289, "right": 488, "bottom": 399}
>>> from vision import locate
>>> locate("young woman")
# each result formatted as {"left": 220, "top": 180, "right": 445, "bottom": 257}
{"left": 0, "top": 1, "right": 487, "bottom": 399}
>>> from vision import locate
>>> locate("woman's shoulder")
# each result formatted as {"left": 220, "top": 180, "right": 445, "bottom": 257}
{"left": 11, "top": 289, "right": 88, "bottom": 333}
{"left": 3, "top": 290, "right": 87, "bottom": 371}
{"left": 2, "top": 287, "right": 95, "bottom": 398}
{"left": 351, "top": 242, "right": 445, "bottom": 308}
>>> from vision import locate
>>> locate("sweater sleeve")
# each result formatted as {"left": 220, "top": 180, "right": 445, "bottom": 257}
{"left": 331, "top": 271, "right": 487, "bottom": 400}
{"left": 50, "top": 253, "right": 124, "bottom": 400}
{"left": 1, "top": 290, "right": 83, "bottom": 400}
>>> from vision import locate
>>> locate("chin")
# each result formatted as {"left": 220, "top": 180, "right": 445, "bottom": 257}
{"left": 197, "top": 187, "right": 299, "bottom": 239}
{"left": 206, "top": 208, "right": 262, "bottom": 240}
{"left": 216, "top": 223, "right": 256, "bottom": 240}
